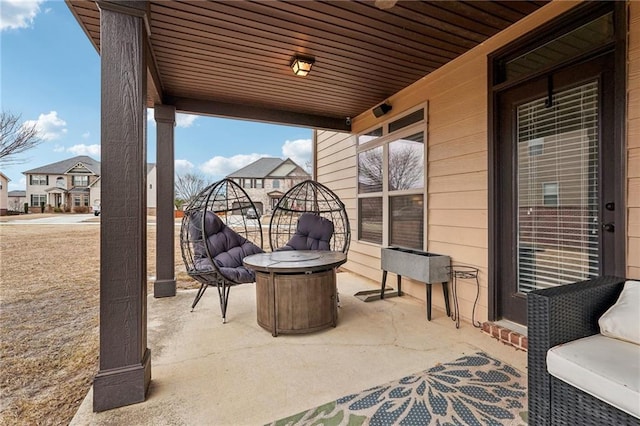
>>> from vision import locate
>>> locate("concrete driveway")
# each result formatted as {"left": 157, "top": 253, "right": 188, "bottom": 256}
{"left": 0, "top": 214, "right": 98, "bottom": 225}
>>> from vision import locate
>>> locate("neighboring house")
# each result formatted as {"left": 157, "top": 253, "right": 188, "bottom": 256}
{"left": 24, "top": 156, "right": 101, "bottom": 213}
{"left": 226, "top": 157, "right": 311, "bottom": 214}
{"left": 7, "top": 190, "right": 26, "bottom": 213}
{"left": 0, "top": 172, "right": 9, "bottom": 216}
{"left": 23, "top": 156, "right": 157, "bottom": 213}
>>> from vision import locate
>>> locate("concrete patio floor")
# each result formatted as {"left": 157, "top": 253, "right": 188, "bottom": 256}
{"left": 71, "top": 272, "right": 527, "bottom": 425}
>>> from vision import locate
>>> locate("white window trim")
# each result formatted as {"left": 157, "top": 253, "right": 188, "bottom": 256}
{"left": 31, "top": 194, "right": 47, "bottom": 206}
{"left": 543, "top": 182, "right": 559, "bottom": 206}
{"left": 356, "top": 103, "right": 428, "bottom": 249}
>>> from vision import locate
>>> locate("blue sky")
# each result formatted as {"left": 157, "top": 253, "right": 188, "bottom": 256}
{"left": 0, "top": 0, "right": 313, "bottom": 191}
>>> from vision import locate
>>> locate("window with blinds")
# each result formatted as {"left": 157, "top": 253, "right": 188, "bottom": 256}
{"left": 517, "top": 80, "right": 599, "bottom": 292}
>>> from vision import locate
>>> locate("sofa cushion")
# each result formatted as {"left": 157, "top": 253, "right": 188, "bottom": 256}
{"left": 547, "top": 334, "right": 640, "bottom": 419}
{"left": 598, "top": 280, "right": 640, "bottom": 345}
{"left": 283, "top": 213, "right": 334, "bottom": 251}
{"left": 191, "top": 211, "right": 264, "bottom": 283}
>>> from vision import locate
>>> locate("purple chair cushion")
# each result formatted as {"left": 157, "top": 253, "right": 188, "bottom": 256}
{"left": 283, "top": 213, "right": 334, "bottom": 251}
{"left": 191, "top": 211, "right": 263, "bottom": 283}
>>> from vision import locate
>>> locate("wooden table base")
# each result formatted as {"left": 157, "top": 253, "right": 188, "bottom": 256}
{"left": 255, "top": 269, "right": 337, "bottom": 336}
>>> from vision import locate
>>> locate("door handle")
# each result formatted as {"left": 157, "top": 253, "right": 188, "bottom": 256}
{"left": 602, "top": 222, "right": 615, "bottom": 232}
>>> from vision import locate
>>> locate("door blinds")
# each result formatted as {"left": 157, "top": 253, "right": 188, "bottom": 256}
{"left": 516, "top": 80, "right": 599, "bottom": 292}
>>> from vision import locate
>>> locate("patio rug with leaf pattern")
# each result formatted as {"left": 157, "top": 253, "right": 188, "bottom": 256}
{"left": 266, "top": 352, "right": 528, "bottom": 426}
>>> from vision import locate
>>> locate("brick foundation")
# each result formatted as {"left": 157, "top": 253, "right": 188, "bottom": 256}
{"left": 481, "top": 322, "right": 528, "bottom": 351}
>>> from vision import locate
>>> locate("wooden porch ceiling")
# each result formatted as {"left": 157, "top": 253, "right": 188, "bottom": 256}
{"left": 66, "top": 0, "right": 548, "bottom": 131}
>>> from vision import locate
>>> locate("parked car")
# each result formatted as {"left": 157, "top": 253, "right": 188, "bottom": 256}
{"left": 245, "top": 209, "right": 260, "bottom": 219}
{"left": 93, "top": 203, "right": 101, "bottom": 216}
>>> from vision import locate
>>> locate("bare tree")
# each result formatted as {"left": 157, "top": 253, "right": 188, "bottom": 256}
{"left": 358, "top": 147, "right": 383, "bottom": 192}
{"left": 388, "top": 144, "right": 423, "bottom": 190}
{"left": 175, "top": 172, "right": 207, "bottom": 208}
{"left": 358, "top": 144, "right": 423, "bottom": 192}
{"left": 0, "top": 111, "right": 42, "bottom": 165}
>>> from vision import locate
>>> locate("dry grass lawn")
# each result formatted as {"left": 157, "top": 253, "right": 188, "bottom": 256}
{"left": 0, "top": 217, "right": 196, "bottom": 425}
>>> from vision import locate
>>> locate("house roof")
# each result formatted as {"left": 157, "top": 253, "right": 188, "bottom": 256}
{"left": 66, "top": 0, "right": 548, "bottom": 131}
{"left": 8, "top": 190, "right": 25, "bottom": 197}
{"left": 267, "top": 190, "right": 285, "bottom": 198}
{"left": 45, "top": 187, "right": 68, "bottom": 193}
{"left": 69, "top": 187, "right": 90, "bottom": 194}
{"left": 226, "top": 157, "right": 310, "bottom": 179}
{"left": 22, "top": 156, "right": 157, "bottom": 178}
{"left": 23, "top": 155, "right": 101, "bottom": 175}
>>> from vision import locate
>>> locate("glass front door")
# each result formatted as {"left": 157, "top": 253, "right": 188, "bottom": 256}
{"left": 496, "top": 53, "right": 620, "bottom": 324}
{"left": 516, "top": 81, "right": 600, "bottom": 293}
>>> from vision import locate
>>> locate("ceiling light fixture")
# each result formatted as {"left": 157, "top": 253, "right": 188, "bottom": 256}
{"left": 374, "top": 0, "right": 397, "bottom": 10}
{"left": 290, "top": 55, "right": 315, "bottom": 77}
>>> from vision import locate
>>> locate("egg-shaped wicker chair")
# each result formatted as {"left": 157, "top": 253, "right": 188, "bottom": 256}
{"left": 269, "top": 180, "right": 350, "bottom": 254}
{"left": 180, "top": 178, "right": 264, "bottom": 323}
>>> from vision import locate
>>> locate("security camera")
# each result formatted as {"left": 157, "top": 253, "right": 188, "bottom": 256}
{"left": 345, "top": 117, "right": 352, "bottom": 126}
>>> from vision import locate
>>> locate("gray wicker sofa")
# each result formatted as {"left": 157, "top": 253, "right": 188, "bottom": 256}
{"left": 528, "top": 276, "right": 640, "bottom": 426}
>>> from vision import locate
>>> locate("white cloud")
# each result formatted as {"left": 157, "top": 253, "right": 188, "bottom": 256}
{"left": 0, "top": 0, "right": 43, "bottom": 31}
{"left": 23, "top": 111, "right": 67, "bottom": 141}
{"left": 146, "top": 108, "right": 198, "bottom": 128}
{"left": 200, "top": 153, "right": 269, "bottom": 177}
{"left": 176, "top": 113, "right": 197, "bottom": 128}
{"left": 67, "top": 144, "right": 101, "bottom": 157}
{"left": 175, "top": 159, "right": 194, "bottom": 174}
{"left": 82, "top": 131, "right": 91, "bottom": 139}
{"left": 53, "top": 144, "right": 65, "bottom": 153}
{"left": 282, "top": 138, "right": 312, "bottom": 170}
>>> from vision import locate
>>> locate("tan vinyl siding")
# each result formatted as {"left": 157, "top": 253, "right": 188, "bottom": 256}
{"left": 628, "top": 1, "right": 640, "bottom": 278}
{"left": 318, "top": 1, "right": 639, "bottom": 324}
{"left": 315, "top": 130, "right": 357, "bottom": 250}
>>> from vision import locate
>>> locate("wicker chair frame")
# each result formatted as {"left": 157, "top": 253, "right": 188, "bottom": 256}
{"left": 527, "top": 275, "right": 639, "bottom": 426}
{"left": 180, "top": 178, "right": 263, "bottom": 323}
{"left": 269, "top": 180, "right": 350, "bottom": 253}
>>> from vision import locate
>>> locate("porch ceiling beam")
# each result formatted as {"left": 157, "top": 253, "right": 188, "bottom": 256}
{"left": 164, "top": 95, "right": 352, "bottom": 132}
{"left": 146, "top": 48, "right": 163, "bottom": 105}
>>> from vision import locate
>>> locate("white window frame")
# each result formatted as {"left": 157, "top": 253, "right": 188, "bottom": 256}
{"left": 543, "top": 182, "right": 559, "bottom": 206}
{"left": 31, "top": 194, "right": 47, "bottom": 206}
{"left": 356, "top": 104, "right": 427, "bottom": 249}
{"left": 528, "top": 137, "right": 544, "bottom": 156}
{"left": 31, "top": 175, "right": 47, "bottom": 185}
{"left": 72, "top": 175, "right": 89, "bottom": 187}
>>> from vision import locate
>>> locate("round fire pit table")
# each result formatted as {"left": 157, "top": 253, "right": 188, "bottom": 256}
{"left": 243, "top": 250, "right": 347, "bottom": 336}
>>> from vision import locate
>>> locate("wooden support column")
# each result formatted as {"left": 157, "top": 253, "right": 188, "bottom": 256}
{"left": 154, "top": 104, "right": 176, "bottom": 298}
{"left": 93, "top": 0, "right": 151, "bottom": 412}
